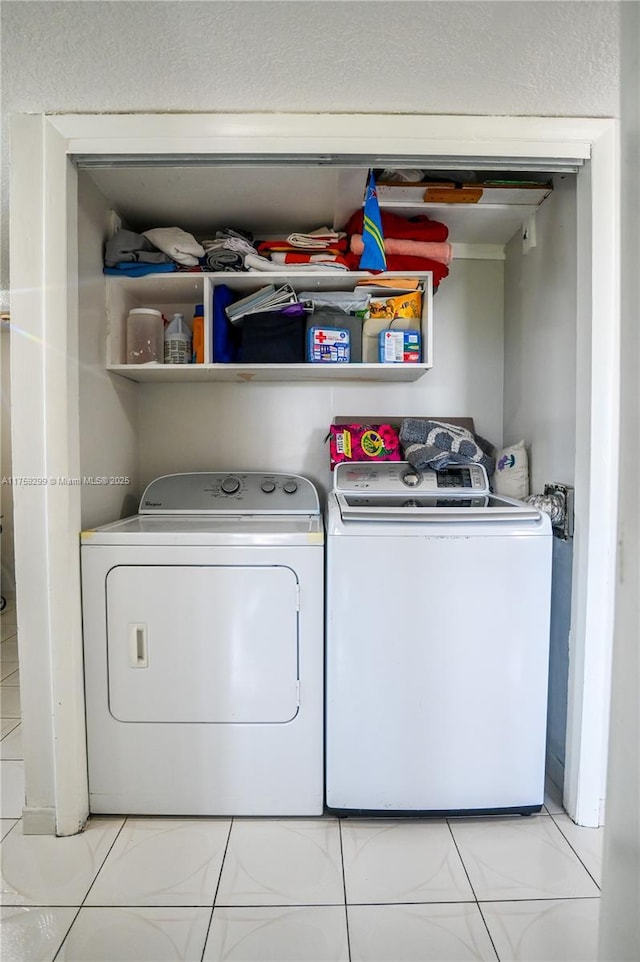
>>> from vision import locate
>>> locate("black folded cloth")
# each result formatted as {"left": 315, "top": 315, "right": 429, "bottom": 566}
{"left": 241, "top": 310, "right": 306, "bottom": 363}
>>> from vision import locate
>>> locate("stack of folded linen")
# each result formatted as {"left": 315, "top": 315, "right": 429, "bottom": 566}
{"left": 104, "top": 227, "right": 205, "bottom": 276}
{"left": 343, "top": 210, "right": 452, "bottom": 288}
{"left": 200, "top": 228, "right": 258, "bottom": 272}
{"left": 246, "top": 228, "right": 351, "bottom": 272}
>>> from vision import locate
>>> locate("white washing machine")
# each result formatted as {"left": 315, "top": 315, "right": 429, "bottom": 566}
{"left": 325, "top": 461, "right": 552, "bottom": 816}
{"left": 81, "top": 471, "right": 324, "bottom": 816}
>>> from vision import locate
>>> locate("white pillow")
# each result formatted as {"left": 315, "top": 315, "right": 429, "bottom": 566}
{"left": 494, "top": 440, "right": 530, "bottom": 499}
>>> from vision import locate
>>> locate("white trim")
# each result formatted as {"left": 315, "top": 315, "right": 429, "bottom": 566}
{"left": 10, "top": 112, "right": 618, "bottom": 832}
{"left": 10, "top": 115, "right": 89, "bottom": 837}
{"left": 565, "top": 122, "right": 620, "bottom": 827}
{"left": 22, "top": 807, "right": 57, "bottom": 835}
{"left": 46, "top": 112, "right": 601, "bottom": 158}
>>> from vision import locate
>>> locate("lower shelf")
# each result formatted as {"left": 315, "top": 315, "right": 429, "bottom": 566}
{"left": 107, "top": 363, "right": 430, "bottom": 383}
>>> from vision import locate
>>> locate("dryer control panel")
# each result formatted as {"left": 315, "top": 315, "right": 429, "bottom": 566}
{"left": 140, "top": 472, "right": 320, "bottom": 515}
{"left": 334, "top": 461, "right": 489, "bottom": 495}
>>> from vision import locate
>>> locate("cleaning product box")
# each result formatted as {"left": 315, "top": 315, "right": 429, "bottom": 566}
{"left": 379, "top": 330, "right": 421, "bottom": 363}
{"left": 307, "top": 327, "right": 350, "bottom": 363}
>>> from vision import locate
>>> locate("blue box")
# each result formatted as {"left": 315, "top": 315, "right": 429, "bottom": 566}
{"left": 307, "top": 327, "right": 350, "bottom": 363}
{"left": 379, "top": 330, "right": 421, "bottom": 363}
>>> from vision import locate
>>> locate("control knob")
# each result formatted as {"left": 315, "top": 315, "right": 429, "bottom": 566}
{"left": 261, "top": 479, "right": 276, "bottom": 494}
{"left": 283, "top": 479, "right": 298, "bottom": 495}
{"left": 402, "top": 471, "right": 421, "bottom": 487}
{"left": 221, "top": 476, "right": 241, "bottom": 495}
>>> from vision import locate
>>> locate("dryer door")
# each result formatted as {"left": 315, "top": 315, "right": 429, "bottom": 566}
{"left": 106, "top": 564, "right": 299, "bottom": 723}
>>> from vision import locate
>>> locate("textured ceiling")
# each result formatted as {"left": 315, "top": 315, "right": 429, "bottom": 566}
{"left": 0, "top": 0, "right": 620, "bottom": 309}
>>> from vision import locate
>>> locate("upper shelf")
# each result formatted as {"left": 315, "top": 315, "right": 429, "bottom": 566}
{"left": 84, "top": 165, "right": 554, "bottom": 252}
{"left": 378, "top": 202, "right": 539, "bottom": 246}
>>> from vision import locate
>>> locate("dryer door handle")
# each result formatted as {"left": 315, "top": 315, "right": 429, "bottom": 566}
{"left": 128, "top": 623, "right": 149, "bottom": 668}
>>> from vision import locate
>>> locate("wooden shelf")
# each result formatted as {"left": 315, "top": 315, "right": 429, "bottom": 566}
{"left": 105, "top": 271, "right": 433, "bottom": 380}
{"left": 106, "top": 362, "right": 430, "bottom": 383}
{"left": 378, "top": 202, "right": 539, "bottom": 246}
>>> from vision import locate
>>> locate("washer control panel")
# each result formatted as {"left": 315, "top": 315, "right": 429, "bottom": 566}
{"left": 140, "top": 472, "right": 320, "bottom": 515}
{"left": 334, "top": 461, "right": 489, "bottom": 495}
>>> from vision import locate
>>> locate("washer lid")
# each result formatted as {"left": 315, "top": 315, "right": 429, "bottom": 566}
{"left": 139, "top": 472, "right": 320, "bottom": 515}
{"left": 335, "top": 492, "right": 542, "bottom": 523}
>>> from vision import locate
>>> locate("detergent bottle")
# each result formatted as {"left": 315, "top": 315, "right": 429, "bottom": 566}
{"left": 192, "top": 303, "right": 205, "bottom": 363}
{"left": 164, "top": 313, "right": 192, "bottom": 364}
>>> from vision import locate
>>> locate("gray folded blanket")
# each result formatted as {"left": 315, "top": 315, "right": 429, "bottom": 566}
{"left": 204, "top": 248, "right": 246, "bottom": 272}
{"left": 104, "top": 229, "right": 171, "bottom": 267}
{"left": 400, "top": 418, "right": 495, "bottom": 475}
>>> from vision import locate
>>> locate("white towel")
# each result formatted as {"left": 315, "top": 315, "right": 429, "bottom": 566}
{"left": 286, "top": 229, "right": 346, "bottom": 249}
{"left": 142, "top": 227, "right": 205, "bottom": 266}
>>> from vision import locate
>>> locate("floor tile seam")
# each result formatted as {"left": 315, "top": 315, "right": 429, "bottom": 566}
{"left": 445, "top": 817, "right": 480, "bottom": 902}
{"left": 474, "top": 898, "right": 501, "bottom": 961}
{"left": 214, "top": 900, "right": 348, "bottom": 908}
{"left": 476, "top": 894, "right": 602, "bottom": 904}
{"left": 0, "top": 818, "right": 20, "bottom": 843}
{"left": 76, "top": 817, "right": 128, "bottom": 910}
{"left": 345, "top": 898, "right": 478, "bottom": 908}
{"left": 0, "top": 676, "right": 21, "bottom": 687}
{"left": 337, "top": 815, "right": 353, "bottom": 962}
{"left": 544, "top": 813, "right": 602, "bottom": 891}
{"left": 0, "top": 720, "right": 20, "bottom": 740}
{"left": 0, "top": 665, "right": 20, "bottom": 677}
{"left": 50, "top": 905, "right": 83, "bottom": 962}
{"left": 200, "top": 817, "right": 234, "bottom": 962}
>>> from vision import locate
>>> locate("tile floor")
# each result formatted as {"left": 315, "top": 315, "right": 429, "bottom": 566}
{"left": 0, "top": 599, "right": 604, "bottom": 961}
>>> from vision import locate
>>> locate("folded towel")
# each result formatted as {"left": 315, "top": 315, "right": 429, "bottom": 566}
{"left": 202, "top": 236, "right": 256, "bottom": 257}
{"left": 204, "top": 248, "right": 246, "bottom": 272}
{"left": 104, "top": 229, "right": 171, "bottom": 267}
{"left": 399, "top": 418, "right": 495, "bottom": 474}
{"left": 103, "top": 262, "right": 177, "bottom": 277}
{"left": 286, "top": 230, "right": 346, "bottom": 249}
{"left": 344, "top": 210, "right": 449, "bottom": 243}
{"left": 142, "top": 227, "right": 205, "bottom": 267}
{"left": 257, "top": 239, "right": 347, "bottom": 255}
{"left": 350, "top": 235, "right": 453, "bottom": 266}
{"left": 271, "top": 252, "right": 351, "bottom": 269}
{"left": 244, "top": 253, "right": 348, "bottom": 272}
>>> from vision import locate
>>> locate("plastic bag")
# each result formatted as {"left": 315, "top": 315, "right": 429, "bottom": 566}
{"left": 328, "top": 423, "right": 401, "bottom": 470}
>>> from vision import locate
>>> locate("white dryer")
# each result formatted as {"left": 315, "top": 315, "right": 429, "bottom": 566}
{"left": 81, "top": 472, "right": 324, "bottom": 816}
{"left": 325, "top": 461, "right": 552, "bottom": 816}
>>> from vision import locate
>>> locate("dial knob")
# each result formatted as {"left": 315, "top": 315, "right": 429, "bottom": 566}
{"left": 261, "top": 479, "right": 276, "bottom": 493}
{"left": 221, "top": 476, "right": 241, "bottom": 495}
{"left": 283, "top": 480, "right": 298, "bottom": 495}
{"left": 402, "top": 471, "right": 421, "bottom": 487}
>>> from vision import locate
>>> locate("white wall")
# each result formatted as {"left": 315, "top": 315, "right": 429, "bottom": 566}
{"left": 598, "top": 3, "right": 640, "bottom": 958}
{"left": 136, "top": 260, "right": 504, "bottom": 499}
{"left": 77, "top": 172, "right": 140, "bottom": 528}
{"left": 0, "top": 0, "right": 620, "bottom": 314}
{"left": 0, "top": 0, "right": 620, "bottom": 594}
{"left": 502, "top": 175, "right": 578, "bottom": 795}
{"left": 503, "top": 176, "right": 578, "bottom": 492}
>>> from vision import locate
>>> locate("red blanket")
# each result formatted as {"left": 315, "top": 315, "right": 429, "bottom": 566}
{"left": 344, "top": 209, "right": 449, "bottom": 242}
{"left": 344, "top": 252, "right": 449, "bottom": 287}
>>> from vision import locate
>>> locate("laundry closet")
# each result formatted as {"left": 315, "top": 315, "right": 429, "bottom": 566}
{"left": 10, "top": 114, "right": 618, "bottom": 832}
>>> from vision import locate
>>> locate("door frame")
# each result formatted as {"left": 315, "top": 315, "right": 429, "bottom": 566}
{"left": 10, "top": 113, "right": 618, "bottom": 832}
